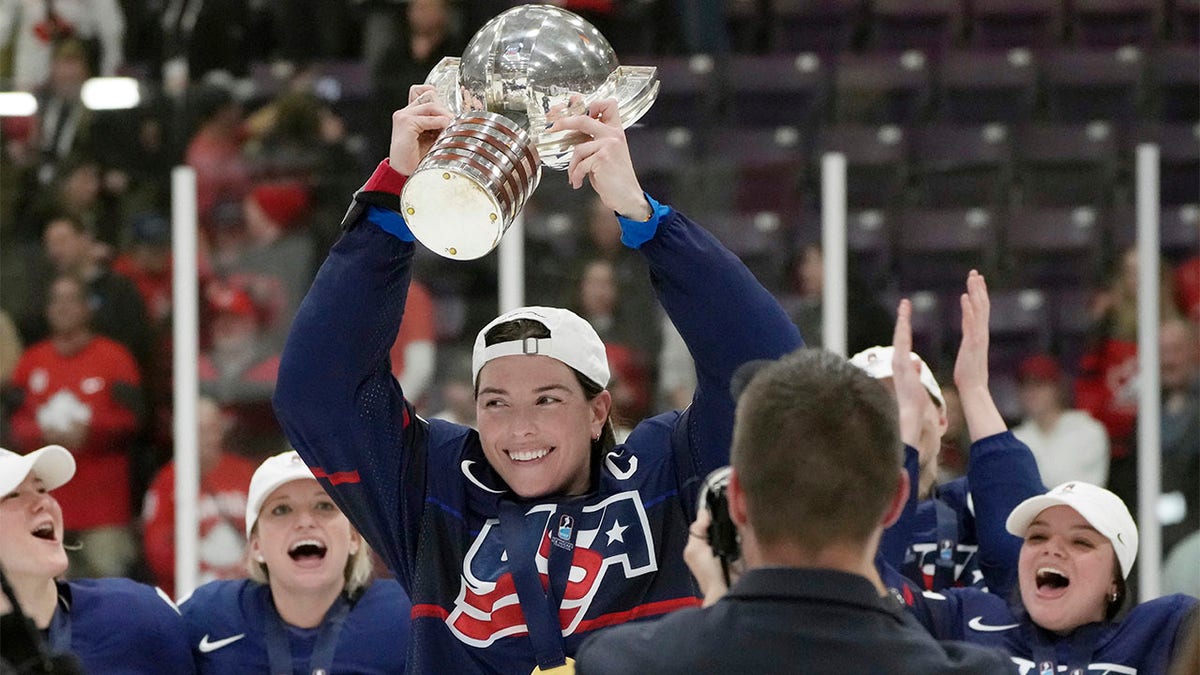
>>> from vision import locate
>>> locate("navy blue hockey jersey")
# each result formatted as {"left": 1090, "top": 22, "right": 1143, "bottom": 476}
{"left": 883, "top": 432, "right": 1046, "bottom": 594}
{"left": 902, "top": 581, "right": 1198, "bottom": 673}
{"left": 273, "top": 186, "right": 803, "bottom": 673}
{"left": 47, "top": 578, "right": 194, "bottom": 674}
{"left": 180, "top": 578, "right": 410, "bottom": 674}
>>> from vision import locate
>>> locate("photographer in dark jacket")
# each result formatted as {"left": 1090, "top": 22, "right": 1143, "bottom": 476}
{"left": 576, "top": 349, "right": 1011, "bottom": 674}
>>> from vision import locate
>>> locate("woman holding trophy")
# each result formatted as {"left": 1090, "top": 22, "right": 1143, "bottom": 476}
{"left": 273, "top": 7, "right": 802, "bottom": 673}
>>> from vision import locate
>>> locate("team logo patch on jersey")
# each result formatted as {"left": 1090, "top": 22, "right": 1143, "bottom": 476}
{"left": 446, "top": 491, "right": 657, "bottom": 647}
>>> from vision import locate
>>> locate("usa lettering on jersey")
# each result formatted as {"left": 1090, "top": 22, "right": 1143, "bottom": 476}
{"left": 1010, "top": 658, "right": 1137, "bottom": 674}
{"left": 907, "top": 542, "right": 982, "bottom": 587}
{"left": 446, "top": 491, "right": 657, "bottom": 646}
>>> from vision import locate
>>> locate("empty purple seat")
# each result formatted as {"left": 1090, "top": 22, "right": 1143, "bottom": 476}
{"left": 625, "top": 126, "right": 699, "bottom": 205}
{"left": 911, "top": 123, "right": 1013, "bottom": 207}
{"left": 883, "top": 288, "right": 948, "bottom": 367}
{"left": 631, "top": 55, "right": 718, "bottom": 129}
{"left": 949, "top": 288, "right": 1054, "bottom": 374}
{"left": 937, "top": 48, "right": 1039, "bottom": 123}
{"left": 1111, "top": 204, "right": 1200, "bottom": 259}
{"left": 1072, "top": 0, "right": 1160, "bottom": 47}
{"left": 1005, "top": 206, "right": 1105, "bottom": 287}
{"left": 1013, "top": 123, "right": 1120, "bottom": 206}
{"left": 768, "top": 0, "right": 862, "bottom": 53}
{"left": 870, "top": 0, "right": 963, "bottom": 52}
{"left": 1149, "top": 46, "right": 1200, "bottom": 123}
{"left": 816, "top": 124, "right": 910, "bottom": 208}
{"left": 723, "top": 53, "right": 830, "bottom": 128}
{"left": 894, "top": 206, "right": 998, "bottom": 290}
{"left": 970, "top": 0, "right": 1064, "bottom": 48}
{"left": 1171, "top": 0, "right": 1199, "bottom": 44}
{"left": 703, "top": 126, "right": 807, "bottom": 214}
{"left": 846, "top": 208, "right": 895, "bottom": 292}
{"left": 833, "top": 50, "right": 933, "bottom": 125}
{"left": 1042, "top": 48, "right": 1145, "bottom": 123}
{"left": 703, "top": 210, "right": 794, "bottom": 291}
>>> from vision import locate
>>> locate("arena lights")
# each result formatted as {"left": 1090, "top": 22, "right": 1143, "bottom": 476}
{"left": 0, "top": 92, "right": 37, "bottom": 116}
{"left": 80, "top": 77, "right": 141, "bottom": 110}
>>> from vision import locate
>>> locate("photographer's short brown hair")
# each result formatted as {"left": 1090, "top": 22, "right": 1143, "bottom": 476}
{"left": 731, "top": 348, "right": 902, "bottom": 551}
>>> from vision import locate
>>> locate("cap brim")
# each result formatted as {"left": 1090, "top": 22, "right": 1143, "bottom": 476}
{"left": 1005, "top": 494, "right": 1073, "bottom": 537}
{"left": 2, "top": 445, "right": 76, "bottom": 494}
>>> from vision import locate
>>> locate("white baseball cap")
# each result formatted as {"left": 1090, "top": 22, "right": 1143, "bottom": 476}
{"left": 0, "top": 446, "right": 75, "bottom": 495}
{"left": 848, "top": 345, "right": 946, "bottom": 411}
{"left": 1006, "top": 481, "right": 1139, "bottom": 579}
{"left": 245, "top": 450, "right": 318, "bottom": 537}
{"left": 472, "top": 306, "right": 610, "bottom": 388}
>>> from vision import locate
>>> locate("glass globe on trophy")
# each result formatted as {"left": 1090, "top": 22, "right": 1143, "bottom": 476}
{"left": 399, "top": 4, "right": 659, "bottom": 260}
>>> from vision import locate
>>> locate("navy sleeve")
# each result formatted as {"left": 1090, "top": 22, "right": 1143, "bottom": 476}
{"left": 967, "top": 431, "right": 1045, "bottom": 598}
{"left": 273, "top": 208, "right": 428, "bottom": 587}
{"left": 879, "top": 444, "right": 921, "bottom": 568}
{"left": 640, "top": 207, "right": 803, "bottom": 513}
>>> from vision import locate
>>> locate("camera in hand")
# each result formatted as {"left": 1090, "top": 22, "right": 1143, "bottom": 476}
{"left": 701, "top": 466, "right": 740, "bottom": 564}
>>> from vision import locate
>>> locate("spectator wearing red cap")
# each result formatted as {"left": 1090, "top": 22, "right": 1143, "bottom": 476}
{"left": 198, "top": 280, "right": 284, "bottom": 457}
{"left": 198, "top": 281, "right": 280, "bottom": 405}
{"left": 1013, "top": 353, "right": 1109, "bottom": 489}
{"left": 217, "top": 181, "right": 315, "bottom": 349}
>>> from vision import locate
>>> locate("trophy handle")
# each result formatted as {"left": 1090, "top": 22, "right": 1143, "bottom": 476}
{"left": 611, "top": 65, "right": 660, "bottom": 131}
{"left": 424, "top": 57, "right": 464, "bottom": 115}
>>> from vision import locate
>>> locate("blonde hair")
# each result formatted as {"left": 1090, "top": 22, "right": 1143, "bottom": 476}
{"left": 245, "top": 528, "right": 375, "bottom": 597}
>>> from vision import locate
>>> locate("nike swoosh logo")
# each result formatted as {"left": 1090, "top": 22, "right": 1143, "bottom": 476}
{"left": 461, "top": 460, "right": 504, "bottom": 494}
{"left": 968, "top": 616, "right": 1019, "bottom": 632}
{"left": 198, "top": 633, "right": 246, "bottom": 652}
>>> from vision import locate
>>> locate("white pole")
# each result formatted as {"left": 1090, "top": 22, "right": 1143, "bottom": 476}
{"left": 1135, "top": 143, "right": 1162, "bottom": 602}
{"left": 498, "top": 210, "right": 525, "bottom": 314}
{"left": 171, "top": 166, "right": 200, "bottom": 599}
{"left": 821, "top": 152, "right": 848, "bottom": 357}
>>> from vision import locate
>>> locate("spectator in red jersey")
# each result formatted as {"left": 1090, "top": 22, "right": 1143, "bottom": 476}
{"left": 111, "top": 212, "right": 173, "bottom": 327}
{"left": 1174, "top": 255, "right": 1199, "bottom": 321}
{"left": 1075, "top": 247, "right": 1181, "bottom": 507}
{"left": 142, "top": 396, "right": 257, "bottom": 597}
{"left": 199, "top": 280, "right": 283, "bottom": 457}
{"left": 185, "top": 82, "right": 250, "bottom": 234}
{"left": 8, "top": 275, "right": 143, "bottom": 578}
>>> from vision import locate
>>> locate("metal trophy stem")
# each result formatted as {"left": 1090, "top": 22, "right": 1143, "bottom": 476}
{"left": 400, "top": 4, "right": 659, "bottom": 261}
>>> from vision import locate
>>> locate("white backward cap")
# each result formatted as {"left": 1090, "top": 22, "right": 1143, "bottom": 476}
{"left": 245, "top": 450, "right": 318, "bottom": 537}
{"left": 0, "top": 445, "right": 75, "bottom": 495}
{"left": 472, "top": 306, "right": 610, "bottom": 388}
{"left": 1006, "top": 481, "right": 1139, "bottom": 579}
{"left": 848, "top": 345, "right": 946, "bottom": 411}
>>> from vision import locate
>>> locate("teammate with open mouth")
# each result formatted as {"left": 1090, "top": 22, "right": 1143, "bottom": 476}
{"left": 181, "top": 449, "right": 413, "bottom": 673}
{"left": 0, "top": 445, "right": 192, "bottom": 672}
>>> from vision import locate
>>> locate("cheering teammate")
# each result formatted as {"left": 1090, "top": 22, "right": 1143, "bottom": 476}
{"left": 0, "top": 445, "right": 192, "bottom": 673}
{"left": 181, "top": 450, "right": 410, "bottom": 673}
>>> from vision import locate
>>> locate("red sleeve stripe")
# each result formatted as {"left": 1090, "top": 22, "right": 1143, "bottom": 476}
{"left": 411, "top": 603, "right": 450, "bottom": 620}
{"left": 403, "top": 406, "right": 410, "bottom": 429}
{"left": 573, "top": 597, "right": 701, "bottom": 632}
{"left": 311, "top": 467, "right": 362, "bottom": 485}
{"left": 408, "top": 596, "right": 701, "bottom": 630}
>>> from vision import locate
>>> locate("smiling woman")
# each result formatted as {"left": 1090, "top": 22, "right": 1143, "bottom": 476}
{"left": 179, "top": 450, "right": 412, "bottom": 674}
{"left": 271, "top": 86, "right": 803, "bottom": 674}
{"left": 0, "top": 445, "right": 193, "bottom": 673}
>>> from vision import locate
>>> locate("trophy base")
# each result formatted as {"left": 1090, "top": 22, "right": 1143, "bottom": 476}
{"left": 402, "top": 169, "right": 505, "bottom": 261}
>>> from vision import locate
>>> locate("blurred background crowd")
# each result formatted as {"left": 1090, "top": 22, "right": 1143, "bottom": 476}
{"left": 0, "top": 0, "right": 1196, "bottom": 596}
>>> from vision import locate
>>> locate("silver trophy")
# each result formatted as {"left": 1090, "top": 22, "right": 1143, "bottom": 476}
{"left": 400, "top": 4, "right": 659, "bottom": 260}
